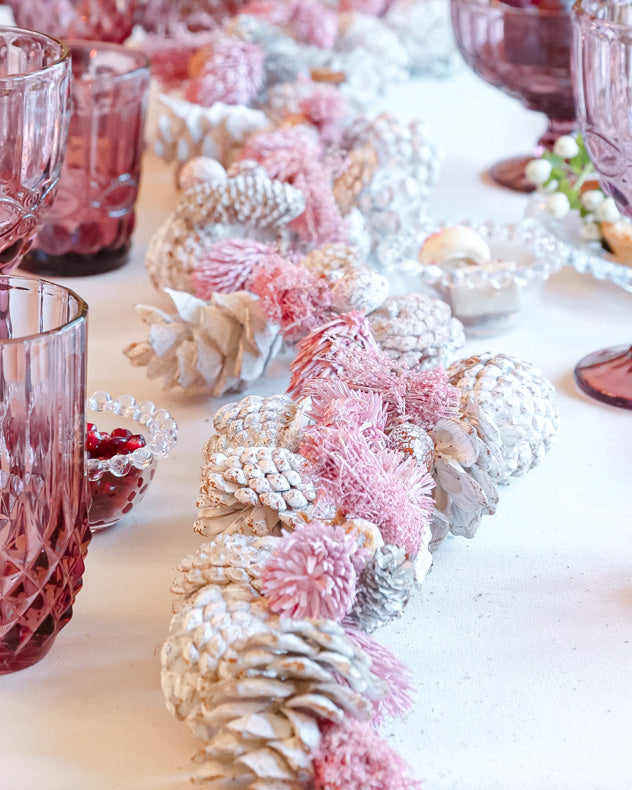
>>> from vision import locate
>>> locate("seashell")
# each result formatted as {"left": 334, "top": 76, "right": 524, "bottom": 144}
{"left": 177, "top": 156, "right": 227, "bottom": 191}
{"left": 418, "top": 225, "right": 492, "bottom": 269}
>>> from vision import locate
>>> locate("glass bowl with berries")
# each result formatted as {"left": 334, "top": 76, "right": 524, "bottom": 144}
{"left": 86, "top": 391, "right": 177, "bottom": 532}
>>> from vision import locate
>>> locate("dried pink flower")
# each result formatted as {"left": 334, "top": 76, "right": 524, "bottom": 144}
{"left": 300, "top": 425, "right": 434, "bottom": 555}
{"left": 191, "top": 239, "right": 281, "bottom": 297}
{"left": 262, "top": 520, "right": 366, "bottom": 620}
{"left": 288, "top": 0, "right": 338, "bottom": 48}
{"left": 185, "top": 35, "right": 265, "bottom": 107}
{"left": 288, "top": 312, "right": 379, "bottom": 397}
{"left": 313, "top": 718, "right": 423, "bottom": 790}
{"left": 344, "top": 622, "right": 414, "bottom": 721}
{"left": 248, "top": 256, "right": 332, "bottom": 341}
{"left": 298, "top": 84, "right": 348, "bottom": 146}
{"left": 308, "top": 378, "right": 388, "bottom": 449}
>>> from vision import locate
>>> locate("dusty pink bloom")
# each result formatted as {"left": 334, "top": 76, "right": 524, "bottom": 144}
{"left": 262, "top": 521, "right": 366, "bottom": 620}
{"left": 298, "top": 84, "right": 348, "bottom": 146}
{"left": 308, "top": 379, "right": 388, "bottom": 449}
{"left": 339, "top": 0, "right": 391, "bottom": 15}
{"left": 313, "top": 718, "right": 423, "bottom": 790}
{"left": 288, "top": 312, "right": 379, "bottom": 397}
{"left": 300, "top": 425, "right": 434, "bottom": 555}
{"left": 241, "top": 127, "right": 347, "bottom": 246}
{"left": 288, "top": 0, "right": 338, "bottom": 48}
{"left": 185, "top": 35, "right": 265, "bottom": 107}
{"left": 343, "top": 622, "right": 414, "bottom": 720}
{"left": 248, "top": 256, "right": 332, "bottom": 342}
{"left": 191, "top": 239, "right": 281, "bottom": 297}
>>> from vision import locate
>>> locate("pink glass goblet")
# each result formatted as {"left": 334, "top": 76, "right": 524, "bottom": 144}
{"left": 450, "top": 0, "right": 575, "bottom": 192}
{"left": 0, "top": 27, "right": 71, "bottom": 273}
{"left": 571, "top": 0, "right": 632, "bottom": 409}
{"left": 7, "top": 0, "right": 137, "bottom": 44}
{"left": 0, "top": 276, "right": 90, "bottom": 674}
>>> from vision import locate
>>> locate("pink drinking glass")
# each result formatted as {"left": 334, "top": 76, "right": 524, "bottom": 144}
{"left": 0, "top": 27, "right": 71, "bottom": 273}
{"left": 0, "top": 276, "right": 90, "bottom": 674}
{"left": 7, "top": 0, "right": 137, "bottom": 44}
{"left": 571, "top": 0, "right": 632, "bottom": 408}
{"left": 21, "top": 42, "right": 150, "bottom": 277}
{"left": 450, "top": 0, "right": 575, "bottom": 192}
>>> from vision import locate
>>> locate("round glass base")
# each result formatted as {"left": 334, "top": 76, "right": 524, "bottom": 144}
{"left": 19, "top": 242, "right": 130, "bottom": 277}
{"left": 574, "top": 344, "right": 632, "bottom": 409}
{"left": 488, "top": 155, "right": 536, "bottom": 193}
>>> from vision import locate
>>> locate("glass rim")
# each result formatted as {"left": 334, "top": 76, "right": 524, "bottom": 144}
{"left": 0, "top": 274, "right": 88, "bottom": 344}
{"left": 573, "top": 0, "right": 632, "bottom": 31}
{"left": 451, "top": 0, "right": 572, "bottom": 16}
{"left": 0, "top": 25, "right": 70, "bottom": 80}
{"left": 65, "top": 40, "right": 150, "bottom": 84}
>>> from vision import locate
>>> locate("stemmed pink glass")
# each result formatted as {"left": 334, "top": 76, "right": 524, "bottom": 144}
{"left": 0, "top": 27, "right": 71, "bottom": 273}
{"left": 572, "top": 0, "right": 632, "bottom": 408}
{"left": 450, "top": 0, "right": 575, "bottom": 192}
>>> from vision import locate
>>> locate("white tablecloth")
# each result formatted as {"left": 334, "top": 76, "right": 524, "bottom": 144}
{"left": 1, "top": 64, "right": 631, "bottom": 790}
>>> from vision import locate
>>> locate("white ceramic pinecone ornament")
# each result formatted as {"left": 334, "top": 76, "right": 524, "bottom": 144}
{"left": 195, "top": 446, "right": 317, "bottom": 538}
{"left": 161, "top": 582, "right": 388, "bottom": 786}
{"left": 145, "top": 164, "right": 306, "bottom": 293}
{"left": 124, "top": 289, "right": 281, "bottom": 397}
{"left": 448, "top": 353, "right": 559, "bottom": 484}
{"left": 349, "top": 544, "right": 416, "bottom": 634}
{"left": 368, "top": 293, "right": 465, "bottom": 370}
{"left": 212, "top": 394, "right": 311, "bottom": 454}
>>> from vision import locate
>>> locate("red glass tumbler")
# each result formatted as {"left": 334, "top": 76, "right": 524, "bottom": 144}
{"left": 0, "top": 276, "right": 90, "bottom": 674}
{"left": 21, "top": 43, "right": 150, "bottom": 277}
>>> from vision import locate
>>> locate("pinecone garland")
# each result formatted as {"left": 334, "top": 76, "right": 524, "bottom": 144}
{"left": 195, "top": 446, "right": 317, "bottom": 537}
{"left": 349, "top": 545, "right": 415, "bottom": 633}
{"left": 448, "top": 353, "right": 559, "bottom": 484}
{"left": 368, "top": 293, "right": 465, "bottom": 370}
{"left": 333, "top": 145, "right": 379, "bottom": 216}
{"left": 300, "top": 243, "right": 360, "bottom": 275}
{"left": 125, "top": 289, "right": 281, "bottom": 397}
{"left": 213, "top": 395, "right": 311, "bottom": 453}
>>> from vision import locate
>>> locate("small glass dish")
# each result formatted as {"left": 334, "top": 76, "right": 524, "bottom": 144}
{"left": 376, "top": 219, "right": 564, "bottom": 335}
{"left": 525, "top": 195, "right": 632, "bottom": 293}
{"left": 86, "top": 392, "right": 178, "bottom": 532}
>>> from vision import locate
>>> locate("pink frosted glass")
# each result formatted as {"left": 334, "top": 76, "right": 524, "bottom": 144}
{"left": 0, "top": 27, "right": 71, "bottom": 273}
{"left": 450, "top": 0, "right": 575, "bottom": 191}
{"left": 22, "top": 43, "right": 150, "bottom": 277}
{"left": 0, "top": 276, "right": 90, "bottom": 674}
{"left": 8, "top": 0, "right": 137, "bottom": 44}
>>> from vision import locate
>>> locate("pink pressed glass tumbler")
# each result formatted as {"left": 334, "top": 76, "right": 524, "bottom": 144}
{"left": 7, "top": 0, "right": 137, "bottom": 44}
{"left": 0, "top": 27, "right": 71, "bottom": 273}
{"left": 21, "top": 43, "right": 150, "bottom": 277}
{"left": 450, "top": 0, "right": 575, "bottom": 192}
{"left": 0, "top": 276, "right": 90, "bottom": 674}
{"left": 571, "top": 0, "right": 632, "bottom": 409}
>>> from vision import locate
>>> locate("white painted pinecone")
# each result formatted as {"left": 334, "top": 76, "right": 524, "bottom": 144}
{"left": 124, "top": 289, "right": 281, "bottom": 397}
{"left": 368, "top": 293, "right": 465, "bottom": 369}
{"left": 448, "top": 353, "right": 559, "bottom": 484}
{"left": 429, "top": 417, "right": 499, "bottom": 550}
{"left": 349, "top": 544, "right": 415, "bottom": 634}
{"left": 300, "top": 243, "right": 361, "bottom": 275}
{"left": 145, "top": 164, "right": 306, "bottom": 293}
{"left": 333, "top": 145, "right": 379, "bottom": 216}
{"left": 195, "top": 446, "right": 317, "bottom": 538}
{"left": 170, "top": 534, "right": 277, "bottom": 610}
{"left": 387, "top": 421, "right": 435, "bottom": 469}
{"left": 212, "top": 394, "right": 311, "bottom": 454}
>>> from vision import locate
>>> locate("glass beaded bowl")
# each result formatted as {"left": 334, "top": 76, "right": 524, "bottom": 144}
{"left": 376, "top": 219, "right": 565, "bottom": 335}
{"left": 86, "top": 392, "right": 177, "bottom": 532}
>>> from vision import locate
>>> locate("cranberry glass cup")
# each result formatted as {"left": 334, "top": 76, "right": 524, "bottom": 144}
{"left": 21, "top": 43, "right": 150, "bottom": 277}
{"left": 0, "top": 27, "right": 71, "bottom": 273}
{"left": 450, "top": 0, "right": 575, "bottom": 192}
{"left": 0, "top": 276, "right": 90, "bottom": 674}
{"left": 7, "top": 0, "right": 137, "bottom": 44}
{"left": 571, "top": 0, "right": 632, "bottom": 408}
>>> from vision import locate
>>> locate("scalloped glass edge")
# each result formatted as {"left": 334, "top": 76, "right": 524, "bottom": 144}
{"left": 523, "top": 195, "right": 632, "bottom": 294}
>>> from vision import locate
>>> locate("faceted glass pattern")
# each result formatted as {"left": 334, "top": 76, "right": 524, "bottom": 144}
{"left": 8, "top": 0, "right": 137, "bottom": 44}
{"left": 22, "top": 43, "right": 150, "bottom": 277}
{"left": 0, "top": 277, "right": 90, "bottom": 674}
{"left": 0, "top": 27, "right": 71, "bottom": 273}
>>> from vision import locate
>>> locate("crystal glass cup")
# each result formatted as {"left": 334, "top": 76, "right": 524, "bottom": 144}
{"left": 7, "top": 0, "right": 137, "bottom": 44}
{"left": 0, "top": 27, "right": 71, "bottom": 273}
{"left": 571, "top": 0, "right": 632, "bottom": 408}
{"left": 0, "top": 276, "right": 90, "bottom": 674}
{"left": 21, "top": 42, "right": 150, "bottom": 277}
{"left": 450, "top": 0, "right": 575, "bottom": 192}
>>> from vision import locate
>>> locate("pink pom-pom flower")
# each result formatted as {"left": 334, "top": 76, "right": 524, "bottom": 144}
{"left": 288, "top": 0, "right": 338, "bottom": 48}
{"left": 313, "top": 718, "right": 423, "bottom": 790}
{"left": 185, "top": 35, "right": 265, "bottom": 107}
{"left": 298, "top": 84, "right": 348, "bottom": 146}
{"left": 191, "top": 239, "right": 281, "bottom": 297}
{"left": 308, "top": 378, "right": 388, "bottom": 449}
{"left": 262, "top": 520, "right": 367, "bottom": 621}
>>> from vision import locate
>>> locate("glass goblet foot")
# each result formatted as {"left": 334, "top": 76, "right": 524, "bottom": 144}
{"left": 574, "top": 345, "right": 632, "bottom": 410}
